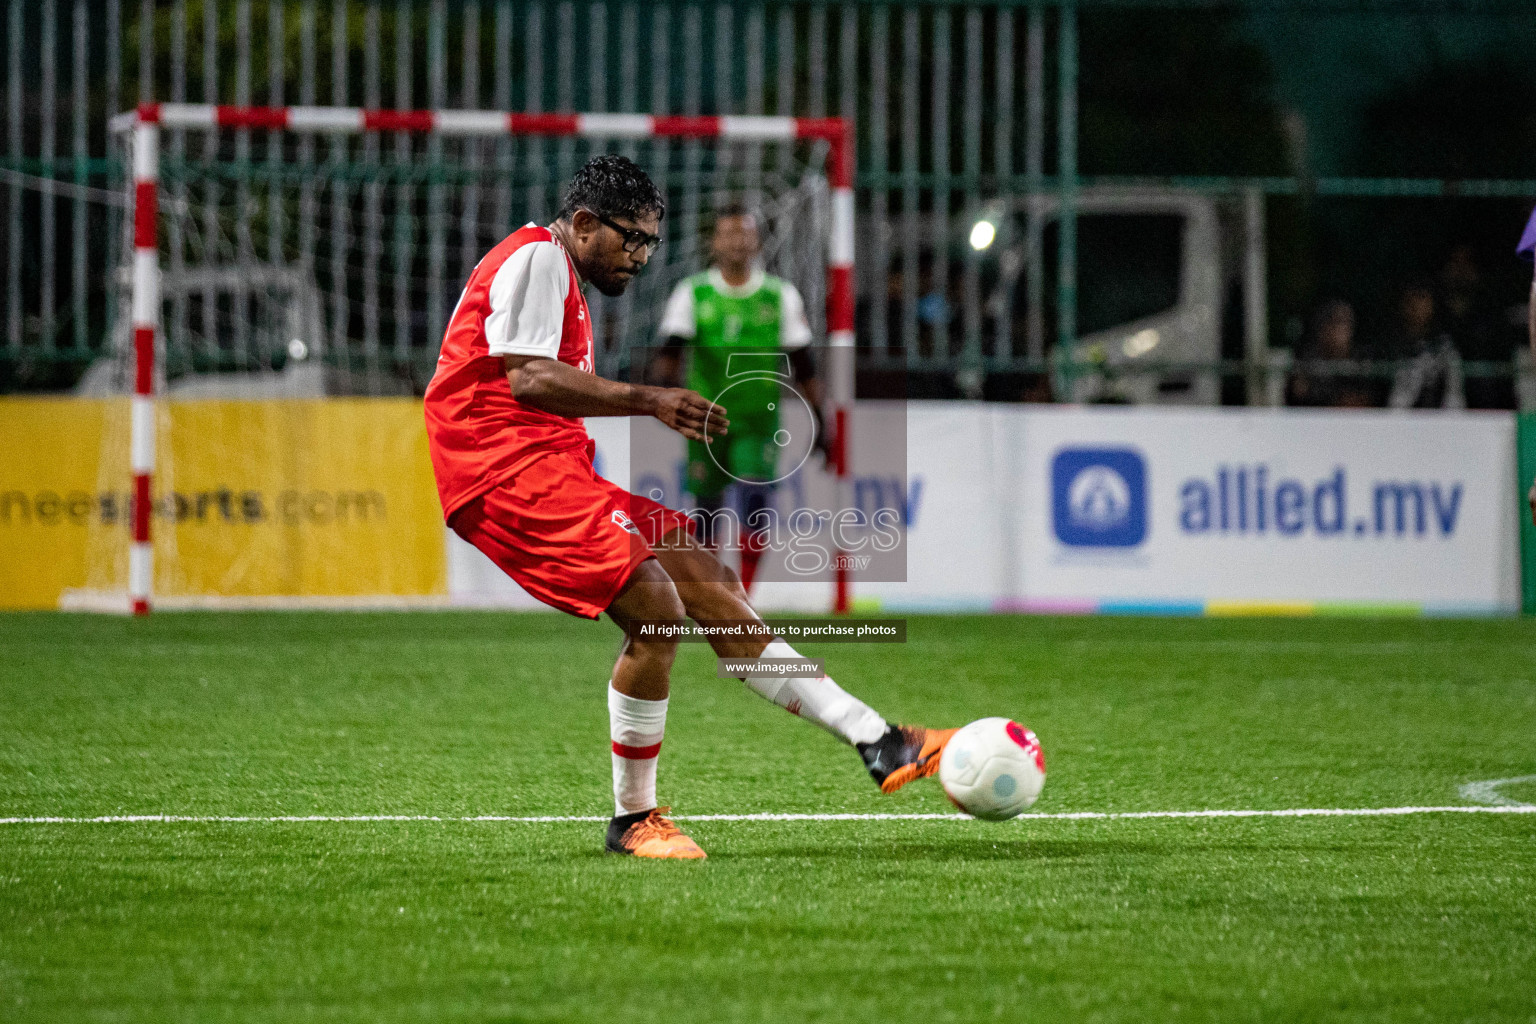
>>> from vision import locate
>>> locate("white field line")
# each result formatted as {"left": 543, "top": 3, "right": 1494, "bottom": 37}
{"left": 1, "top": 806, "right": 1534, "bottom": 826}
{"left": 1458, "top": 775, "right": 1536, "bottom": 809}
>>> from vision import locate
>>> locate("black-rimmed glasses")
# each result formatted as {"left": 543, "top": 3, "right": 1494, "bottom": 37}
{"left": 587, "top": 210, "right": 664, "bottom": 256}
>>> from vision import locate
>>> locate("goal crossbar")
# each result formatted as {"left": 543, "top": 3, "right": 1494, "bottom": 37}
{"left": 113, "top": 104, "right": 855, "bottom": 616}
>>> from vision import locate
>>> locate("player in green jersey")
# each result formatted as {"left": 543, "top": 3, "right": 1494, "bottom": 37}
{"left": 653, "top": 204, "right": 825, "bottom": 594}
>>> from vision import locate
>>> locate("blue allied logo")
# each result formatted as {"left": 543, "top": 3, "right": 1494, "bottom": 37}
{"left": 1051, "top": 447, "right": 1148, "bottom": 548}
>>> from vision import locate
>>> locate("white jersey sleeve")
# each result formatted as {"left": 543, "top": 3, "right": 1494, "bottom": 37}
{"left": 658, "top": 280, "right": 697, "bottom": 340}
{"left": 778, "top": 281, "right": 813, "bottom": 350}
{"left": 484, "top": 240, "right": 571, "bottom": 358}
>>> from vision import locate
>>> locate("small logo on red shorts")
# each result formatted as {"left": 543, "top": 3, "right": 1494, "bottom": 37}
{"left": 611, "top": 509, "right": 641, "bottom": 535}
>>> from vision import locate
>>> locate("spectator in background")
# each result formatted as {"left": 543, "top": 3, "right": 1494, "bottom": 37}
{"left": 1387, "top": 280, "right": 1464, "bottom": 410}
{"left": 1286, "top": 299, "right": 1379, "bottom": 408}
{"left": 914, "top": 253, "right": 952, "bottom": 358}
{"left": 1019, "top": 372, "right": 1055, "bottom": 404}
{"left": 1438, "top": 244, "right": 1516, "bottom": 410}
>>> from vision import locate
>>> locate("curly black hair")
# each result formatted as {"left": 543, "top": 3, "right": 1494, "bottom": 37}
{"left": 556, "top": 154, "right": 666, "bottom": 224}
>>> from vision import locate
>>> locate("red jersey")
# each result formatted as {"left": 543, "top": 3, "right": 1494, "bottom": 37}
{"left": 424, "top": 225, "right": 595, "bottom": 520}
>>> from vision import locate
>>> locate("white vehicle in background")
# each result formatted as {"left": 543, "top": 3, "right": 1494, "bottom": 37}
{"left": 977, "top": 186, "right": 1267, "bottom": 406}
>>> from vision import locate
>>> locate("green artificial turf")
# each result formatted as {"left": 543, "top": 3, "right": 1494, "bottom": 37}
{"left": 1, "top": 612, "right": 1534, "bottom": 1022}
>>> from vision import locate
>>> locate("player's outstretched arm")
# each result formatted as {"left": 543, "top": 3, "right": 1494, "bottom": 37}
{"left": 503, "top": 354, "right": 729, "bottom": 442}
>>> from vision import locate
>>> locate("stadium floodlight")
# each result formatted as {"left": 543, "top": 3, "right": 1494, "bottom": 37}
{"left": 969, "top": 219, "right": 997, "bottom": 251}
{"left": 104, "top": 103, "right": 855, "bottom": 616}
{"left": 969, "top": 200, "right": 1006, "bottom": 251}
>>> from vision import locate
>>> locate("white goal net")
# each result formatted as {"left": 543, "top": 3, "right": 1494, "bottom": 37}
{"left": 74, "top": 108, "right": 843, "bottom": 610}
{"left": 102, "top": 122, "right": 832, "bottom": 394}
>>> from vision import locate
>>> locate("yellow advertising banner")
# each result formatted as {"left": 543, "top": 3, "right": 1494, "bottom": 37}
{"left": 0, "top": 398, "right": 446, "bottom": 609}
{"left": 0, "top": 398, "right": 111, "bottom": 609}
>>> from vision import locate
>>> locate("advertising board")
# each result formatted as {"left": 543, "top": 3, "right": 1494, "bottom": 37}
{"left": 1013, "top": 407, "right": 1520, "bottom": 613}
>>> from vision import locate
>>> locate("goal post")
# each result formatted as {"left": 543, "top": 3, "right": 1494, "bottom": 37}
{"left": 109, "top": 103, "right": 856, "bottom": 615}
{"left": 127, "top": 110, "right": 160, "bottom": 617}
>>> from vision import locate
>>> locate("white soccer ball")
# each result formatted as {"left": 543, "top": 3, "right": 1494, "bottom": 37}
{"left": 939, "top": 717, "right": 1046, "bottom": 820}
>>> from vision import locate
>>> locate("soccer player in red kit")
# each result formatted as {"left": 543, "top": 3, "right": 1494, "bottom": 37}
{"left": 424, "top": 155, "right": 953, "bottom": 859}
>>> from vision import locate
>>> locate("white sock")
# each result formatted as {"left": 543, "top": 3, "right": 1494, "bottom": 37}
{"left": 609, "top": 684, "right": 668, "bottom": 816}
{"left": 744, "top": 639, "right": 888, "bottom": 747}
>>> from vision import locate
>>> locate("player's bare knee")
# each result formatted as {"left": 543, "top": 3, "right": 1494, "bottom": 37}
{"left": 640, "top": 571, "right": 687, "bottom": 625}
{"left": 717, "top": 560, "right": 746, "bottom": 593}
{"left": 609, "top": 557, "right": 686, "bottom": 626}
{"left": 621, "top": 632, "right": 679, "bottom": 673}
{"left": 679, "top": 578, "right": 749, "bottom": 624}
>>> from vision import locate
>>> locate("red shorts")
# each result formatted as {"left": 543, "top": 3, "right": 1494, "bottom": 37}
{"left": 450, "top": 445, "right": 694, "bottom": 619}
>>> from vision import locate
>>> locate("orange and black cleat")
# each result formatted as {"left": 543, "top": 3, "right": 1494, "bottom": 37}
{"left": 858, "top": 724, "right": 958, "bottom": 794}
{"left": 605, "top": 807, "right": 707, "bottom": 859}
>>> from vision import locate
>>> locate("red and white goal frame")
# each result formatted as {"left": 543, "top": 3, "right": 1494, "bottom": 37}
{"left": 114, "top": 103, "right": 856, "bottom": 616}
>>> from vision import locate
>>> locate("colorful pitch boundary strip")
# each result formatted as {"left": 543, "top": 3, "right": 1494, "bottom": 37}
{"left": 853, "top": 597, "right": 1513, "bottom": 617}
{"left": 2, "top": 806, "right": 1533, "bottom": 826}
